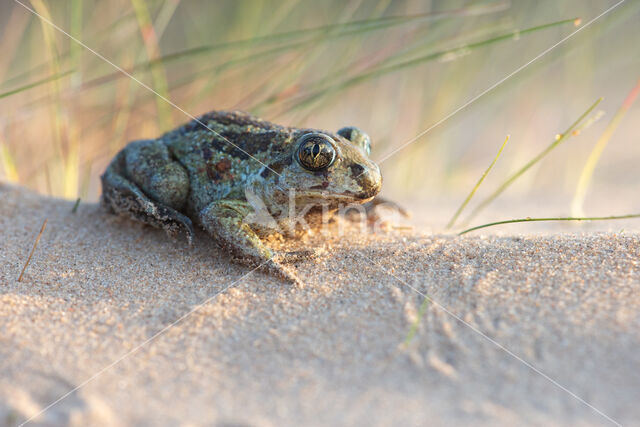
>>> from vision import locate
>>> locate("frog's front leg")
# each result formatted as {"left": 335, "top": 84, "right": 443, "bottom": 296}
{"left": 198, "top": 200, "right": 308, "bottom": 286}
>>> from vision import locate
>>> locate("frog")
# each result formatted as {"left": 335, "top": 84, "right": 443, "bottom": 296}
{"left": 101, "top": 110, "right": 382, "bottom": 285}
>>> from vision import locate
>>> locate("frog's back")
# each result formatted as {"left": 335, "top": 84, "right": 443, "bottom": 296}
{"left": 165, "top": 110, "right": 296, "bottom": 157}
{"left": 162, "top": 110, "right": 297, "bottom": 213}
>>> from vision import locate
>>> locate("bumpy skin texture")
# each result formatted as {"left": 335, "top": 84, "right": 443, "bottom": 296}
{"left": 101, "top": 110, "right": 382, "bottom": 285}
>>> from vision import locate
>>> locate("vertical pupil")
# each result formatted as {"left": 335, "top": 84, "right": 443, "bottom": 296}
{"left": 298, "top": 137, "right": 334, "bottom": 170}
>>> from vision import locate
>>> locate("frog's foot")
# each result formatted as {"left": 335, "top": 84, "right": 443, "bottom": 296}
{"left": 200, "top": 200, "right": 307, "bottom": 286}
{"left": 364, "top": 196, "right": 410, "bottom": 218}
{"left": 262, "top": 259, "right": 305, "bottom": 287}
{"left": 273, "top": 249, "right": 317, "bottom": 264}
{"left": 101, "top": 158, "right": 194, "bottom": 244}
{"left": 229, "top": 255, "right": 305, "bottom": 287}
{"left": 344, "top": 196, "right": 410, "bottom": 222}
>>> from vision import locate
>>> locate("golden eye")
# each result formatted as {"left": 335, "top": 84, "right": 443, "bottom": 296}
{"left": 296, "top": 134, "right": 336, "bottom": 171}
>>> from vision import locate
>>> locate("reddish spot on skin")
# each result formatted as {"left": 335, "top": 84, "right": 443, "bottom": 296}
{"left": 215, "top": 159, "right": 232, "bottom": 173}
{"left": 206, "top": 164, "right": 221, "bottom": 181}
{"left": 206, "top": 159, "right": 233, "bottom": 182}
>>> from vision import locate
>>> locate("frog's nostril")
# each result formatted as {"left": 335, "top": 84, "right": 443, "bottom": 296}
{"left": 356, "top": 166, "right": 381, "bottom": 199}
{"left": 350, "top": 163, "right": 365, "bottom": 178}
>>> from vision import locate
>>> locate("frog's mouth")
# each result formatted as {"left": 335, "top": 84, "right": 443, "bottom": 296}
{"left": 296, "top": 190, "right": 375, "bottom": 205}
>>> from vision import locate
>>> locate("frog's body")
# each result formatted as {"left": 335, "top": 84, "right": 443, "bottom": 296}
{"left": 101, "top": 110, "right": 381, "bottom": 285}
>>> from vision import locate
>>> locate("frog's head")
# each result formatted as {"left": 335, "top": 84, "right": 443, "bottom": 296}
{"left": 268, "top": 127, "right": 381, "bottom": 208}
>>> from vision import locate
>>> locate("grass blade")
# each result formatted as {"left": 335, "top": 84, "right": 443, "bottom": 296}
{"left": 161, "top": 3, "right": 509, "bottom": 60}
{"left": 463, "top": 97, "right": 602, "bottom": 225}
{"left": 446, "top": 135, "right": 510, "bottom": 229}
{"left": 571, "top": 78, "right": 640, "bottom": 216}
{"left": 459, "top": 213, "right": 640, "bottom": 235}
{"left": 276, "top": 18, "right": 578, "bottom": 114}
{"left": 131, "top": 0, "right": 174, "bottom": 130}
{"left": 31, "top": 0, "right": 70, "bottom": 198}
{"left": 71, "top": 4, "right": 507, "bottom": 95}
{"left": 69, "top": 0, "right": 83, "bottom": 87}
{"left": 403, "top": 296, "right": 432, "bottom": 347}
{"left": 0, "top": 70, "right": 74, "bottom": 99}
{"left": 17, "top": 219, "right": 48, "bottom": 282}
{"left": 0, "top": 140, "right": 19, "bottom": 183}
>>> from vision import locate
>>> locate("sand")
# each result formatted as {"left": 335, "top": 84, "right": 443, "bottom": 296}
{"left": 1, "top": 182, "right": 639, "bottom": 426}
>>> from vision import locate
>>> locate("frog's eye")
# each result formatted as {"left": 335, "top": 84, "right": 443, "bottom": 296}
{"left": 337, "top": 126, "right": 371, "bottom": 156}
{"left": 296, "top": 133, "right": 336, "bottom": 171}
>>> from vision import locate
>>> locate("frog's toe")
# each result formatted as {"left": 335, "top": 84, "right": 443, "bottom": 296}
{"left": 263, "top": 259, "right": 305, "bottom": 287}
{"left": 274, "top": 249, "right": 317, "bottom": 264}
{"left": 230, "top": 255, "right": 305, "bottom": 286}
{"left": 371, "top": 197, "right": 411, "bottom": 218}
{"left": 344, "top": 196, "right": 411, "bottom": 222}
{"left": 153, "top": 203, "right": 195, "bottom": 244}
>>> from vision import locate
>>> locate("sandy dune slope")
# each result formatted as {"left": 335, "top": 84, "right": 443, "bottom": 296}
{"left": 1, "top": 184, "right": 639, "bottom": 426}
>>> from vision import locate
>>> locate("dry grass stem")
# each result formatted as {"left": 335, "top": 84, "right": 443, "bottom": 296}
{"left": 17, "top": 218, "right": 48, "bottom": 282}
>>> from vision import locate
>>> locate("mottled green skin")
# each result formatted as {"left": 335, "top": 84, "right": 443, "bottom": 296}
{"left": 101, "top": 110, "right": 381, "bottom": 284}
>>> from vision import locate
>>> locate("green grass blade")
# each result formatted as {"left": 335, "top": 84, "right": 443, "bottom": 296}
{"left": 458, "top": 213, "right": 640, "bottom": 235}
{"left": 131, "top": 0, "right": 173, "bottom": 130}
{"left": 70, "top": 0, "right": 83, "bottom": 86}
{"left": 463, "top": 97, "right": 602, "bottom": 225}
{"left": 71, "top": 198, "right": 81, "bottom": 213}
{"left": 0, "top": 70, "right": 74, "bottom": 99}
{"left": 446, "top": 135, "right": 510, "bottom": 229}
{"left": 403, "top": 296, "right": 432, "bottom": 347}
{"left": 0, "top": 10, "right": 136, "bottom": 90}
{"left": 0, "top": 140, "right": 19, "bottom": 183}
{"left": 73, "top": 4, "right": 507, "bottom": 94}
{"left": 161, "top": 3, "right": 509, "bottom": 59}
{"left": 278, "top": 18, "right": 578, "bottom": 114}
{"left": 571, "top": 79, "right": 640, "bottom": 216}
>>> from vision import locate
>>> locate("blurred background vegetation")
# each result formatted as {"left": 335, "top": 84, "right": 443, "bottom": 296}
{"left": 0, "top": 0, "right": 638, "bottom": 224}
